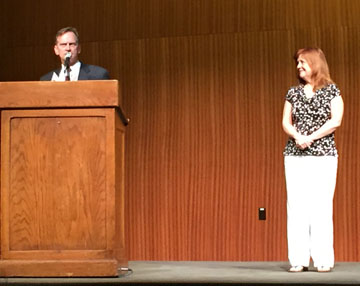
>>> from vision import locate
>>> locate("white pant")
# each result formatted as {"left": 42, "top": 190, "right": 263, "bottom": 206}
{"left": 284, "top": 156, "right": 338, "bottom": 268}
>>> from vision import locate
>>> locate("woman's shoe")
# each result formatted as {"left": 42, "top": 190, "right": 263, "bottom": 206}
{"left": 317, "top": 266, "right": 331, "bottom": 272}
{"left": 289, "top": 265, "right": 304, "bottom": 272}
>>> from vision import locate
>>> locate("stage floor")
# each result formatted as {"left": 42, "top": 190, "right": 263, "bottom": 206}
{"left": 1, "top": 261, "right": 360, "bottom": 285}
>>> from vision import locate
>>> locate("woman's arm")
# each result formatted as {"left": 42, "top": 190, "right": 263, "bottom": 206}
{"left": 282, "top": 100, "right": 313, "bottom": 149}
{"left": 282, "top": 101, "right": 297, "bottom": 138}
{"left": 308, "top": 96, "right": 344, "bottom": 141}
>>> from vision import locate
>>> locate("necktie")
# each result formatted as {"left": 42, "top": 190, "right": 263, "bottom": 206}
{"left": 65, "top": 68, "right": 71, "bottom": 81}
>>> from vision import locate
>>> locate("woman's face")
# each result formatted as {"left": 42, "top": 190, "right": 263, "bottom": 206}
{"left": 297, "top": 55, "right": 312, "bottom": 83}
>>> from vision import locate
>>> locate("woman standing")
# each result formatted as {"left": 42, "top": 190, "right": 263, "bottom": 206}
{"left": 282, "top": 48, "right": 344, "bottom": 272}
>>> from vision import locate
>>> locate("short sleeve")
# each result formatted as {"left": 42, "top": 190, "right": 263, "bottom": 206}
{"left": 329, "top": 84, "right": 341, "bottom": 100}
{"left": 285, "top": 87, "right": 296, "bottom": 104}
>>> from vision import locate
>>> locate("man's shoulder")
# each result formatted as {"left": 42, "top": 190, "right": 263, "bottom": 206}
{"left": 40, "top": 69, "right": 60, "bottom": 81}
{"left": 81, "top": 63, "right": 106, "bottom": 71}
{"left": 80, "top": 63, "right": 109, "bottom": 80}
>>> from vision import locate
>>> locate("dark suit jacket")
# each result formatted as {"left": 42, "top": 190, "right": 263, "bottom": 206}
{"left": 40, "top": 63, "right": 110, "bottom": 81}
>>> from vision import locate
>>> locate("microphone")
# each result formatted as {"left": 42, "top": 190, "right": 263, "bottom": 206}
{"left": 64, "top": 52, "right": 71, "bottom": 68}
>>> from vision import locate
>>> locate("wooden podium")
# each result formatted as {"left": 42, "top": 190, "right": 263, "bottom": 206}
{"left": 0, "top": 80, "right": 127, "bottom": 277}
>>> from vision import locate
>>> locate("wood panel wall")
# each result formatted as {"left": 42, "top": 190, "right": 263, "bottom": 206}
{"left": 0, "top": 0, "right": 359, "bottom": 261}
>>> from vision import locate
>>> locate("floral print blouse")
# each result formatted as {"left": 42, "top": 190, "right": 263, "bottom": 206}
{"left": 283, "top": 83, "right": 340, "bottom": 156}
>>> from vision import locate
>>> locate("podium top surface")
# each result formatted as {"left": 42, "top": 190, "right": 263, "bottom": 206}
{"left": 0, "top": 80, "right": 121, "bottom": 109}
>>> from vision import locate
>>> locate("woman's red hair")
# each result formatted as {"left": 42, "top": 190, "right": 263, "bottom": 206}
{"left": 294, "top": 47, "right": 334, "bottom": 90}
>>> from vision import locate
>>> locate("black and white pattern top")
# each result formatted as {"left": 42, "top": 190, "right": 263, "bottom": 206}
{"left": 283, "top": 83, "right": 341, "bottom": 156}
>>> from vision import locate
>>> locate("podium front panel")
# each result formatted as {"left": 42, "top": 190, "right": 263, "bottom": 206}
{"left": 0, "top": 108, "right": 126, "bottom": 276}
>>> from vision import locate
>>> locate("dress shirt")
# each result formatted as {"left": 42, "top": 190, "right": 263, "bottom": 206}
{"left": 51, "top": 61, "right": 81, "bottom": 81}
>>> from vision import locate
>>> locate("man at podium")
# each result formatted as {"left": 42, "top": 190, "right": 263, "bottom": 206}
{"left": 40, "top": 27, "right": 109, "bottom": 81}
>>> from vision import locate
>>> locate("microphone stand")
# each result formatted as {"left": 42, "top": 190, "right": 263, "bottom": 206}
{"left": 65, "top": 65, "right": 71, "bottom": 81}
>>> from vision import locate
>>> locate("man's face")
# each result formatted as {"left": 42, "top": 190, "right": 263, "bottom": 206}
{"left": 54, "top": 31, "right": 81, "bottom": 66}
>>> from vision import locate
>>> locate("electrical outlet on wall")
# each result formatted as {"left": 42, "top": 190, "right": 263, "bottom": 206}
{"left": 258, "top": 207, "right": 266, "bottom": 220}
